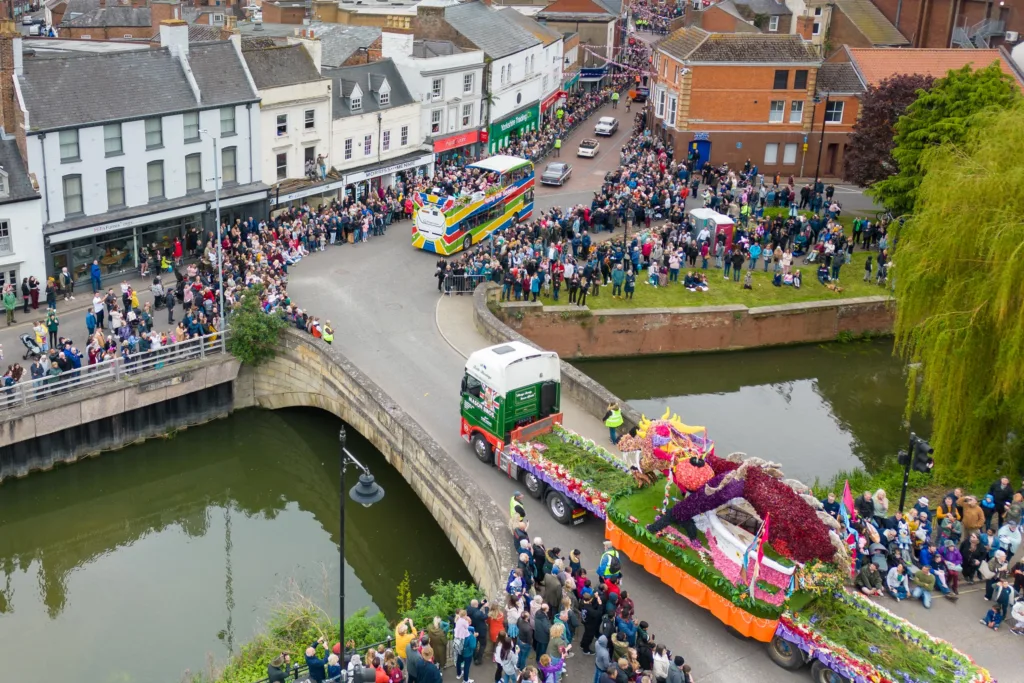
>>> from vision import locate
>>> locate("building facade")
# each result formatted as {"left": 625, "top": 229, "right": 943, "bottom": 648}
{"left": 325, "top": 58, "right": 433, "bottom": 202}
{"left": 0, "top": 137, "right": 44, "bottom": 291}
{"left": 18, "top": 22, "right": 267, "bottom": 283}
{"left": 413, "top": 1, "right": 545, "bottom": 154}
{"left": 242, "top": 42, "right": 332, "bottom": 186}
{"left": 652, "top": 28, "right": 826, "bottom": 174}
{"left": 381, "top": 32, "right": 486, "bottom": 162}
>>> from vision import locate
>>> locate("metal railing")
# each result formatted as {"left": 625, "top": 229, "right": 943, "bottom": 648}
{"left": 248, "top": 637, "right": 397, "bottom": 683}
{"left": 0, "top": 330, "right": 229, "bottom": 411}
{"left": 443, "top": 272, "right": 489, "bottom": 295}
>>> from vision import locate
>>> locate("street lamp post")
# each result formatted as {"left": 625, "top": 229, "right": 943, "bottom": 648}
{"left": 199, "top": 129, "right": 227, "bottom": 351}
{"left": 339, "top": 424, "right": 384, "bottom": 661}
{"left": 812, "top": 92, "right": 830, "bottom": 193}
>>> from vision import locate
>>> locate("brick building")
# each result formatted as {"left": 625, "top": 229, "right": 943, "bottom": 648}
{"left": 261, "top": 0, "right": 307, "bottom": 24}
{"left": 536, "top": 0, "right": 619, "bottom": 86}
{"left": 685, "top": 0, "right": 793, "bottom": 35}
{"left": 652, "top": 28, "right": 844, "bottom": 175}
{"left": 868, "top": 0, "right": 1021, "bottom": 49}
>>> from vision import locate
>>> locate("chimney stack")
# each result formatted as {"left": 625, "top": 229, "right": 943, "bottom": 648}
{"left": 160, "top": 19, "right": 189, "bottom": 56}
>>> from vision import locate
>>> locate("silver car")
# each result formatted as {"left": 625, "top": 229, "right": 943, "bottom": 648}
{"left": 540, "top": 162, "right": 572, "bottom": 186}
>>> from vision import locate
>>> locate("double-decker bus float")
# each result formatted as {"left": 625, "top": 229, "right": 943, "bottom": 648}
{"left": 411, "top": 155, "right": 535, "bottom": 255}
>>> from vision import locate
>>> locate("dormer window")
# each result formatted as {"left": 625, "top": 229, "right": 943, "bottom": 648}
{"left": 0, "top": 168, "right": 9, "bottom": 200}
{"left": 379, "top": 91, "right": 390, "bottom": 106}
{"left": 351, "top": 96, "right": 362, "bottom": 112}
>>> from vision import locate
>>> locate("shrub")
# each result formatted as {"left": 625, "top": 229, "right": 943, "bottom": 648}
{"left": 226, "top": 284, "right": 287, "bottom": 366}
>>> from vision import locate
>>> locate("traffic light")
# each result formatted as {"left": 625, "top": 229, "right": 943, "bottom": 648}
{"left": 909, "top": 433, "right": 934, "bottom": 473}
{"left": 897, "top": 449, "right": 910, "bottom": 468}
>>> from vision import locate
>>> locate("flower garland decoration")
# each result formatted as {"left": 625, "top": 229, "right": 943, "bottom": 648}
{"left": 744, "top": 466, "right": 836, "bottom": 564}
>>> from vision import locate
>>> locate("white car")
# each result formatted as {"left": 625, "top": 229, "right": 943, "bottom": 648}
{"left": 21, "top": 15, "right": 33, "bottom": 25}
{"left": 595, "top": 117, "right": 618, "bottom": 136}
{"left": 577, "top": 138, "right": 600, "bottom": 158}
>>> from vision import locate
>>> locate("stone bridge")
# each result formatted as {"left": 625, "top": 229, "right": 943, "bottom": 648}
{"left": 234, "top": 329, "right": 516, "bottom": 601}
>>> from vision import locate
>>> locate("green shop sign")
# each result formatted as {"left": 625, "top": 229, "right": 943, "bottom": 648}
{"left": 488, "top": 104, "right": 540, "bottom": 152}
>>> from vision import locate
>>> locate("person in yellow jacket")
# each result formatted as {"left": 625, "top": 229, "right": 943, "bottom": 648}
{"left": 322, "top": 320, "right": 334, "bottom": 345}
{"left": 395, "top": 618, "right": 416, "bottom": 658}
{"left": 553, "top": 137, "right": 561, "bottom": 158}
{"left": 603, "top": 402, "right": 623, "bottom": 445}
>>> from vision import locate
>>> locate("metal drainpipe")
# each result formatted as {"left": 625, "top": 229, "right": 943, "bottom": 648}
{"left": 895, "top": 0, "right": 904, "bottom": 30}
{"left": 39, "top": 133, "right": 50, "bottom": 224}
{"left": 246, "top": 103, "right": 254, "bottom": 184}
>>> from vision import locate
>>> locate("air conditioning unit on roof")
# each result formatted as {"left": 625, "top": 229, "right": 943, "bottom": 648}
{"left": 1005, "top": 31, "right": 1019, "bottom": 42}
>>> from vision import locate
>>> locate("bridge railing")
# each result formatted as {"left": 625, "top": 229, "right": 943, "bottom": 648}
{"left": 0, "top": 330, "right": 230, "bottom": 411}
{"left": 247, "top": 636, "right": 396, "bottom": 683}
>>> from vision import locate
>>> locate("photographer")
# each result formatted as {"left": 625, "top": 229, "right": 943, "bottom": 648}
{"left": 267, "top": 653, "right": 291, "bottom": 683}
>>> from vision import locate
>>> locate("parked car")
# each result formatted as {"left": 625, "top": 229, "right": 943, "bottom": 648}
{"left": 540, "top": 162, "right": 572, "bottom": 186}
{"left": 577, "top": 138, "right": 600, "bottom": 158}
{"left": 595, "top": 116, "right": 618, "bottom": 136}
{"left": 21, "top": 15, "right": 33, "bottom": 25}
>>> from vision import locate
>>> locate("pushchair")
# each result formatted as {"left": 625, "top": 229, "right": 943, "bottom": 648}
{"left": 20, "top": 334, "right": 42, "bottom": 360}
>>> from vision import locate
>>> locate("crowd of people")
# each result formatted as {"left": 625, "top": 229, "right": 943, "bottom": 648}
{"left": 820, "top": 477, "right": 1024, "bottom": 633}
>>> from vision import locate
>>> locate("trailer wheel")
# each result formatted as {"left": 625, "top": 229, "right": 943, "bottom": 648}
{"left": 471, "top": 433, "right": 493, "bottom": 464}
{"left": 546, "top": 490, "right": 573, "bottom": 524}
{"left": 766, "top": 635, "right": 804, "bottom": 671}
{"left": 810, "top": 661, "right": 850, "bottom": 683}
{"left": 522, "top": 472, "right": 544, "bottom": 499}
{"left": 463, "top": 233, "right": 473, "bottom": 252}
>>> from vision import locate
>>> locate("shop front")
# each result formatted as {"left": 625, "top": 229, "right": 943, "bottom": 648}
{"left": 271, "top": 178, "right": 348, "bottom": 211}
{"left": 433, "top": 130, "right": 482, "bottom": 166}
{"left": 540, "top": 90, "right": 568, "bottom": 124}
{"left": 487, "top": 103, "right": 540, "bottom": 155}
{"left": 45, "top": 186, "right": 268, "bottom": 284}
{"left": 342, "top": 151, "right": 435, "bottom": 202}
{"left": 579, "top": 67, "right": 608, "bottom": 91}
{"left": 563, "top": 71, "right": 581, "bottom": 92}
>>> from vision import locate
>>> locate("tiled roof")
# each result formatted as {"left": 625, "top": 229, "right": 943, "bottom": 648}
{"left": 848, "top": 48, "right": 1022, "bottom": 87}
{"left": 242, "top": 44, "right": 324, "bottom": 90}
{"left": 188, "top": 25, "right": 223, "bottom": 42}
{"left": 542, "top": 0, "right": 613, "bottom": 15}
{"left": 323, "top": 58, "right": 416, "bottom": 119}
{"left": 659, "top": 27, "right": 819, "bottom": 64}
{"left": 816, "top": 62, "right": 866, "bottom": 94}
{"left": 19, "top": 42, "right": 258, "bottom": 132}
{"left": 833, "top": 0, "right": 909, "bottom": 46}
{"left": 62, "top": 5, "right": 150, "bottom": 26}
{"left": 731, "top": 0, "right": 791, "bottom": 16}
{"left": 534, "top": 11, "right": 614, "bottom": 21}
{"left": 0, "top": 138, "right": 39, "bottom": 205}
{"left": 242, "top": 36, "right": 280, "bottom": 50}
{"left": 187, "top": 42, "right": 261, "bottom": 107}
{"left": 314, "top": 24, "right": 382, "bottom": 68}
{"left": 445, "top": 1, "right": 540, "bottom": 59}
{"left": 498, "top": 7, "right": 561, "bottom": 46}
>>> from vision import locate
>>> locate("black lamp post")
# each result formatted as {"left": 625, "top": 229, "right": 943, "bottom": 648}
{"left": 812, "top": 91, "right": 830, "bottom": 192}
{"left": 340, "top": 424, "right": 384, "bottom": 664}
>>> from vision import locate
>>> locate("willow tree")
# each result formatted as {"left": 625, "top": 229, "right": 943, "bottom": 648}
{"left": 893, "top": 104, "right": 1024, "bottom": 479}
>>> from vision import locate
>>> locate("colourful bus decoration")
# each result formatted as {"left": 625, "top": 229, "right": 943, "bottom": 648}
{"left": 411, "top": 155, "right": 535, "bottom": 255}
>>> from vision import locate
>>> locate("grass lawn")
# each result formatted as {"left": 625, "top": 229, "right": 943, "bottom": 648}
{"left": 541, "top": 249, "right": 891, "bottom": 310}
{"left": 618, "top": 480, "right": 681, "bottom": 526}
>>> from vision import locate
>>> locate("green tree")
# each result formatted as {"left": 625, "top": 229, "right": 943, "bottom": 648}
{"left": 396, "top": 571, "right": 413, "bottom": 615}
{"left": 869, "top": 63, "right": 1020, "bottom": 216}
{"left": 893, "top": 103, "right": 1024, "bottom": 479}
{"left": 226, "top": 284, "right": 287, "bottom": 366}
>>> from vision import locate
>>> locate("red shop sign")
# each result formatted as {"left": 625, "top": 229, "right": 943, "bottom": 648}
{"left": 541, "top": 89, "right": 567, "bottom": 112}
{"left": 433, "top": 129, "right": 481, "bottom": 153}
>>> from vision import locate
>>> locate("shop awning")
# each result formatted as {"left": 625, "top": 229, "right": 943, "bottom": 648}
{"left": 272, "top": 178, "right": 348, "bottom": 206}
{"left": 343, "top": 151, "right": 435, "bottom": 185}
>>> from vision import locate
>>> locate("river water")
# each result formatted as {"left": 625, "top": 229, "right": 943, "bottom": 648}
{"left": 0, "top": 408, "right": 470, "bottom": 683}
{"left": 576, "top": 339, "right": 919, "bottom": 484}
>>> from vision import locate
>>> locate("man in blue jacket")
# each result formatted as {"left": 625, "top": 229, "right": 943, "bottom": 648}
{"left": 90, "top": 260, "right": 102, "bottom": 293}
{"left": 305, "top": 639, "right": 329, "bottom": 682}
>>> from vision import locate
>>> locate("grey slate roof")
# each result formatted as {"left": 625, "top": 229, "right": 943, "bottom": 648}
{"left": 62, "top": 6, "right": 151, "bottom": 27}
{"left": 323, "top": 58, "right": 415, "bottom": 120}
{"left": 19, "top": 41, "right": 258, "bottom": 133}
{"left": 444, "top": 1, "right": 540, "bottom": 60}
{"left": 243, "top": 44, "right": 324, "bottom": 90}
{"left": 730, "top": 0, "right": 791, "bottom": 16}
{"left": 535, "top": 11, "right": 614, "bottom": 21}
{"left": 816, "top": 61, "right": 867, "bottom": 94}
{"left": 659, "top": 27, "right": 819, "bottom": 63}
{"left": 315, "top": 24, "right": 382, "bottom": 68}
{"left": 497, "top": 7, "right": 562, "bottom": 46}
{"left": 833, "top": 0, "right": 909, "bottom": 46}
{"left": 0, "top": 138, "right": 40, "bottom": 206}
{"left": 187, "top": 42, "right": 261, "bottom": 106}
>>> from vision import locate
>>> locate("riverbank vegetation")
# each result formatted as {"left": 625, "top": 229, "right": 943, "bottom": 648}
{"left": 182, "top": 579, "right": 480, "bottom": 683}
{"left": 226, "top": 283, "right": 287, "bottom": 366}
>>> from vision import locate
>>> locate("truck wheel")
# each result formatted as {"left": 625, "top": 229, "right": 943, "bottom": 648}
{"left": 546, "top": 490, "right": 572, "bottom": 524}
{"left": 522, "top": 472, "right": 544, "bottom": 499}
{"left": 513, "top": 212, "right": 520, "bottom": 225}
{"left": 463, "top": 233, "right": 473, "bottom": 252}
{"left": 766, "top": 635, "right": 804, "bottom": 671}
{"left": 810, "top": 661, "right": 850, "bottom": 683}
{"left": 471, "top": 433, "right": 493, "bottom": 464}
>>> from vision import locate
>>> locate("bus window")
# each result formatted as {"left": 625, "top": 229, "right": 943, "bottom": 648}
{"left": 524, "top": 189, "right": 534, "bottom": 205}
